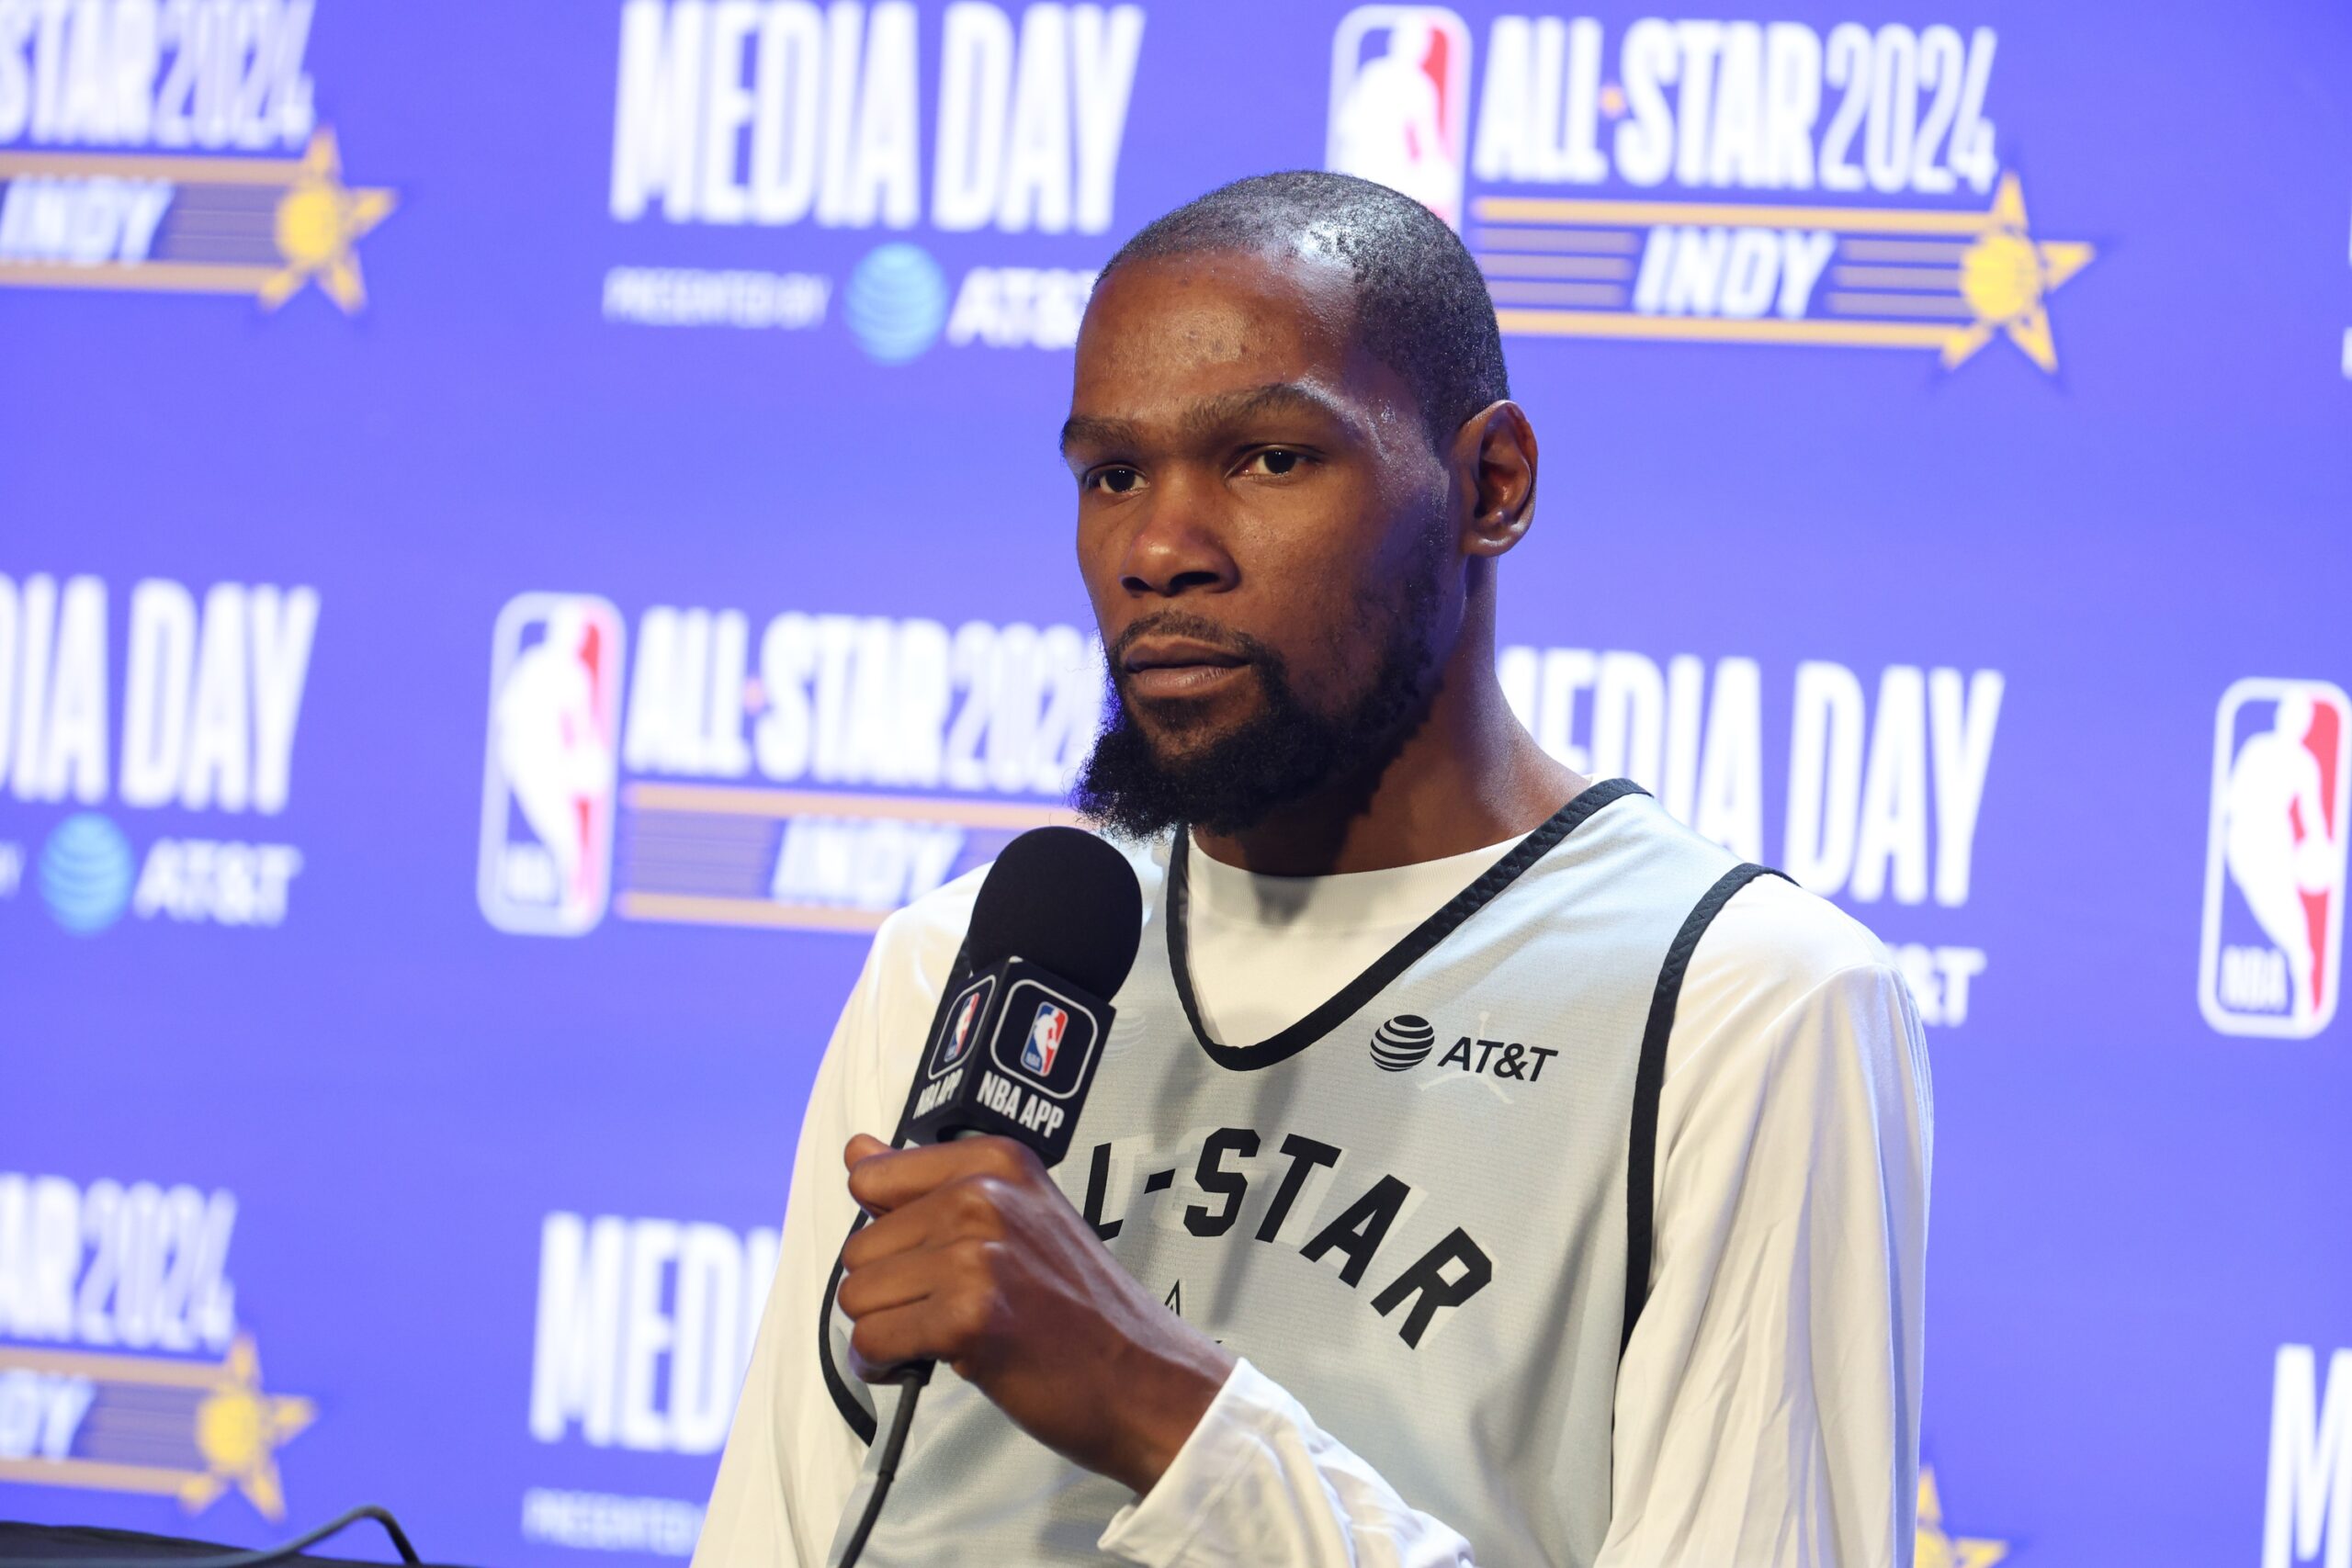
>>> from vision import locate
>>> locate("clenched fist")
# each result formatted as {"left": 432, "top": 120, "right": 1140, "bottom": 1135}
{"left": 836, "top": 1133, "right": 1236, "bottom": 1495}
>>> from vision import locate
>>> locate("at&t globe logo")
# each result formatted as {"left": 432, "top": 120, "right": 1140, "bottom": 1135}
{"left": 40, "top": 813, "right": 135, "bottom": 933}
{"left": 1369, "top": 1014, "right": 1437, "bottom": 1072}
{"left": 843, "top": 243, "right": 948, "bottom": 364}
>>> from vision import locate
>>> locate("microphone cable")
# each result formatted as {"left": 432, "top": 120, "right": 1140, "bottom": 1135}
{"left": 832, "top": 941, "right": 966, "bottom": 1568}
{"left": 834, "top": 828, "right": 1141, "bottom": 1565}
{"left": 19, "top": 1504, "right": 424, "bottom": 1568}
{"left": 834, "top": 1361, "right": 932, "bottom": 1568}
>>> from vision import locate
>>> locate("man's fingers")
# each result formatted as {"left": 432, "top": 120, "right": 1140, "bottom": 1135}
{"left": 842, "top": 1177, "right": 1011, "bottom": 1270}
{"left": 836, "top": 1237, "right": 999, "bottom": 1321}
{"left": 844, "top": 1300, "right": 931, "bottom": 1381}
{"left": 843, "top": 1134, "right": 1036, "bottom": 1215}
{"left": 834, "top": 1248, "right": 935, "bottom": 1321}
{"left": 845, "top": 1295, "right": 990, "bottom": 1382}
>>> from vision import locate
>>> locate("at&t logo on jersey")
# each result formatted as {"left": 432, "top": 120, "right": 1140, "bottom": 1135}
{"left": 1022, "top": 1002, "right": 1068, "bottom": 1076}
{"left": 1368, "top": 1014, "right": 1437, "bottom": 1071}
{"left": 2200, "top": 679, "right": 2348, "bottom": 1038}
{"left": 479, "top": 594, "right": 627, "bottom": 936}
{"left": 1365, "top": 1014, "right": 1558, "bottom": 1085}
{"left": 1328, "top": 6, "right": 1472, "bottom": 229}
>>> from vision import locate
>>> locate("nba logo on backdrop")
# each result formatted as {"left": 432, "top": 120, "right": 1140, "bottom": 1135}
{"left": 1327, "top": 6, "right": 1471, "bottom": 228}
{"left": 480, "top": 593, "right": 627, "bottom": 935}
{"left": 1023, "top": 1004, "right": 1068, "bottom": 1076}
{"left": 2200, "top": 679, "right": 2350, "bottom": 1037}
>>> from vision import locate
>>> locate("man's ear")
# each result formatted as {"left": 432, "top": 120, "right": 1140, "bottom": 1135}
{"left": 1452, "top": 400, "right": 1539, "bottom": 559}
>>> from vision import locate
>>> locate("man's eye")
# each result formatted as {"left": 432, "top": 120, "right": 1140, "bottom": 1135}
{"left": 1089, "top": 467, "right": 1143, "bottom": 494}
{"left": 1244, "top": 449, "right": 1306, "bottom": 477}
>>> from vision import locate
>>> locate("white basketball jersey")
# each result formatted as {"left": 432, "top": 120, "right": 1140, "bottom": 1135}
{"left": 820, "top": 782, "right": 1779, "bottom": 1566}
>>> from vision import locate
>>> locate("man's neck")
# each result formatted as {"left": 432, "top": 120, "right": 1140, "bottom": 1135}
{"left": 1191, "top": 640, "right": 1589, "bottom": 878}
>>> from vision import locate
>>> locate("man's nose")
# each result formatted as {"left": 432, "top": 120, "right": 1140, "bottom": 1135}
{"left": 1117, "top": 473, "right": 1238, "bottom": 598}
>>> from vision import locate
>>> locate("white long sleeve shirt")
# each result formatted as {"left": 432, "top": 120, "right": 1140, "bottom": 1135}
{"left": 695, "top": 831, "right": 1931, "bottom": 1566}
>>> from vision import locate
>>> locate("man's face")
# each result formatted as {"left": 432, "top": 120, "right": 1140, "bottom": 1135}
{"left": 1062, "top": 249, "right": 1461, "bottom": 834}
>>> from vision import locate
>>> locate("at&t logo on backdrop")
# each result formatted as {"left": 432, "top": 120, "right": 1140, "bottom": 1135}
{"left": 2200, "top": 679, "right": 2348, "bottom": 1038}
{"left": 37, "top": 812, "right": 136, "bottom": 932}
{"left": 843, "top": 241, "right": 950, "bottom": 362}
{"left": 0, "top": 572, "right": 319, "bottom": 935}
{"left": 599, "top": 1, "right": 1143, "bottom": 357}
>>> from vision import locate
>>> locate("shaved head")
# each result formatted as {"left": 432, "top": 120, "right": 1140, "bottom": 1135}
{"left": 1096, "top": 170, "right": 1509, "bottom": 446}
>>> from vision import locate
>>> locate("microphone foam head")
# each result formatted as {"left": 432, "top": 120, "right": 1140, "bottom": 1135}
{"left": 966, "top": 827, "right": 1144, "bottom": 1000}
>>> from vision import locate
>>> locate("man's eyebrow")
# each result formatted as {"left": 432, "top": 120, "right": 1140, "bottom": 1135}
{"left": 1058, "top": 412, "right": 1142, "bottom": 456}
{"left": 1184, "top": 381, "right": 1353, "bottom": 436}
{"left": 1058, "top": 381, "right": 1355, "bottom": 457}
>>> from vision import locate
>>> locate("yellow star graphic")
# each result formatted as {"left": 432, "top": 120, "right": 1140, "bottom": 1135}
{"left": 1942, "top": 172, "right": 2094, "bottom": 374}
{"left": 176, "top": 1335, "right": 316, "bottom": 1521}
{"left": 260, "top": 129, "right": 396, "bottom": 315}
{"left": 1916, "top": 1465, "right": 2012, "bottom": 1568}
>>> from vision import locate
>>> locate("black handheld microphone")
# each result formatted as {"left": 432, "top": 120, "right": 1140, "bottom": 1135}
{"left": 897, "top": 825, "right": 1145, "bottom": 1167}
{"left": 838, "top": 826, "right": 1144, "bottom": 1568}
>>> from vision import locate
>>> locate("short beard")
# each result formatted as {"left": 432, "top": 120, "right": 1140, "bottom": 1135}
{"left": 1074, "top": 570, "right": 1440, "bottom": 840}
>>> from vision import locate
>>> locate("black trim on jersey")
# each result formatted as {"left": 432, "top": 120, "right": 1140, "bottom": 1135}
{"left": 1619, "top": 862, "right": 1791, "bottom": 1356}
{"left": 819, "top": 1218, "right": 877, "bottom": 1444}
{"left": 1166, "top": 778, "right": 1649, "bottom": 1072}
{"left": 819, "top": 943, "right": 975, "bottom": 1445}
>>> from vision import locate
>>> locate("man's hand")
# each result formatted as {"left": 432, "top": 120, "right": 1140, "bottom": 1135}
{"left": 836, "top": 1133, "right": 1236, "bottom": 1496}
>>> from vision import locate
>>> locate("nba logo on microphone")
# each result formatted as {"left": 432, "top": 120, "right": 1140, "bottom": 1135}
{"left": 1327, "top": 6, "right": 1472, "bottom": 229}
{"left": 479, "top": 592, "right": 626, "bottom": 935}
{"left": 1023, "top": 1003, "right": 1069, "bottom": 1076}
{"left": 2200, "top": 678, "right": 2350, "bottom": 1037}
{"left": 944, "top": 990, "right": 983, "bottom": 1068}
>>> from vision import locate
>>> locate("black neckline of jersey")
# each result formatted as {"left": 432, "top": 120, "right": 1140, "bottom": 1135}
{"left": 1165, "top": 777, "right": 1649, "bottom": 1072}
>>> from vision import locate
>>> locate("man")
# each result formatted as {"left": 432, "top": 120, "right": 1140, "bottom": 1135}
{"left": 695, "top": 172, "right": 1930, "bottom": 1566}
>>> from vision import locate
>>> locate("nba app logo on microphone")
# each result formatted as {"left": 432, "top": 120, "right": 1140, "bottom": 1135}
{"left": 479, "top": 593, "right": 626, "bottom": 935}
{"left": 1327, "top": 6, "right": 1472, "bottom": 230}
{"left": 2200, "top": 679, "right": 2350, "bottom": 1037}
{"left": 1023, "top": 1003, "right": 1069, "bottom": 1076}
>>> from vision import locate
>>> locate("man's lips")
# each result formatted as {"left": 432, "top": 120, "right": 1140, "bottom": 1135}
{"left": 1120, "top": 636, "right": 1250, "bottom": 701}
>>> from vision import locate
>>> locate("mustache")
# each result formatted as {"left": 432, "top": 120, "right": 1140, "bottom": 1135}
{"left": 1106, "top": 611, "right": 1278, "bottom": 672}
